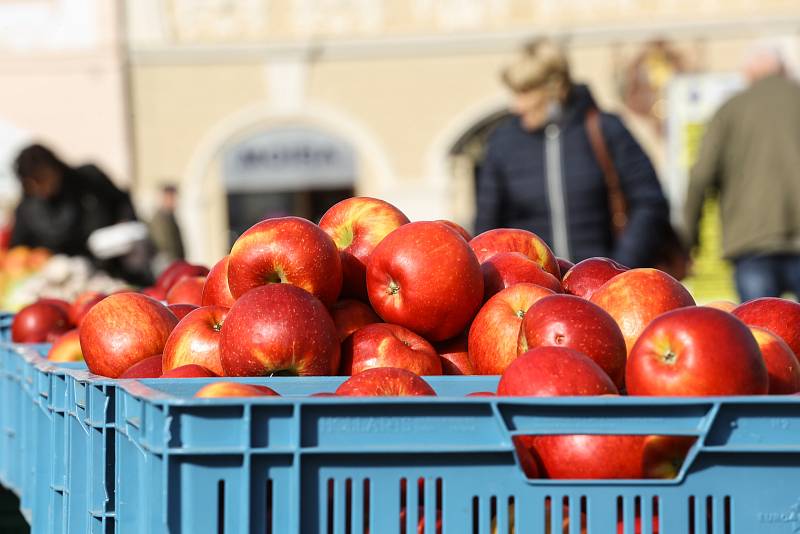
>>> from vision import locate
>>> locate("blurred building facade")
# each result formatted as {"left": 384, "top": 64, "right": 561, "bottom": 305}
{"left": 2, "top": 1, "right": 798, "bottom": 268}
{"left": 125, "top": 0, "right": 800, "bottom": 265}
{"left": 0, "top": 0, "right": 132, "bottom": 202}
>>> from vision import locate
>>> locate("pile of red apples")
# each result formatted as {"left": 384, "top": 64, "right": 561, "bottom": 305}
{"left": 12, "top": 197, "right": 800, "bottom": 480}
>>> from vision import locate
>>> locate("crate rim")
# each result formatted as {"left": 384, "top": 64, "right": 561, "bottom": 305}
{"left": 117, "top": 376, "right": 800, "bottom": 407}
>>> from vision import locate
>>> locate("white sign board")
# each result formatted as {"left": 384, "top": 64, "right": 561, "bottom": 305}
{"left": 222, "top": 127, "right": 355, "bottom": 193}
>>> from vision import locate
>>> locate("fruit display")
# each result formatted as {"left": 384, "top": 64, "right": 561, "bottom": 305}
{"left": 0, "top": 249, "right": 128, "bottom": 311}
{"left": 5, "top": 195, "right": 795, "bottom": 495}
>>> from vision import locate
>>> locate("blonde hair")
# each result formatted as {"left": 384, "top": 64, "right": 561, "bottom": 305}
{"left": 502, "top": 39, "right": 571, "bottom": 98}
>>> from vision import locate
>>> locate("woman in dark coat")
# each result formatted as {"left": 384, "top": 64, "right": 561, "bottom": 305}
{"left": 475, "top": 40, "right": 671, "bottom": 268}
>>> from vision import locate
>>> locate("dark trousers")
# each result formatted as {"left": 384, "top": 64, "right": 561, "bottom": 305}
{"left": 734, "top": 253, "right": 800, "bottom": 302}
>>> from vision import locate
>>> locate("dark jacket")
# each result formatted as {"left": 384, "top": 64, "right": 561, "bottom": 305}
{"left": 686, "top": 74, "right": 800, "bottom": 259}
{"left": 474, "top": 85, "right": 670, "bottom": 268}
{"left": 10, "top": 164, "right": 153, "bottom": 285}
{"left": 10, "top": 164, "right": 135, "bottom": 256}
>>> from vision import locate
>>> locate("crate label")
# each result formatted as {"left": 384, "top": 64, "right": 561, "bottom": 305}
{"left": 770, "top": 418, "right": 791, "bottom": 430}
{"left": 320, "top": 416, "right": 478, "bottom": 435}
{"left": 756, "top": 497, "right": 800, "bottom": 530}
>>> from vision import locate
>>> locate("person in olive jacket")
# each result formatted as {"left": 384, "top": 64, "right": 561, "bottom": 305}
{"left": 475, "top": 39, "right": 671, "bottom": 268}
{"left": 685, "top": 45, "right": 800, "bottom": 301}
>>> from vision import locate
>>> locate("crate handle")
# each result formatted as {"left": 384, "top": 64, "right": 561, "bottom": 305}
{"left": 495, "top": 400, "right": 720, "bottom": 483}
{"left": 495, "top": 399, "right": 718, "bottom": 438}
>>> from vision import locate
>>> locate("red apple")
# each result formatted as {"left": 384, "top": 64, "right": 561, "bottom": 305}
{"left": 47, "top": 330, "right": 83, "bottom": 362}
{"left": 435, "top": 219, "right": 471, "bottom": 241}
{"left": 156, "top": 259, "right": 191, "bottom": 288}
{"left": 367, "top": 221, "right": 483, "bottom": 341}
{"left": 469, "top": 228, "right": 559, "bottom": 278}
{"left": 481, "top": 252, "right": 562, "bottom": 299}
{"left": 156, "top": 260, "right": 209, "bottom": 292}
{"left": 141, "top": 286, "right": 166, "bottom": 300}
{"left": 330, "top": 299, "right": 381, "bottom": 342}
{"left": 162, "top": 306, "right": 228, "bottom": 376}
{"left": 228, "top": 216, "right": 342, "bottom": 306}
{"left": 119, "top": 354, "right": 163, "bottom": 378}
{"left": 397, "top": 507, "right": 442, "bottom": 534}
{"left": 705, "top": 300, "right": 737, "bottom": 312}
{"left": 220, "top": 284, "right": 340, "bottom": 376}
{"left": 38, "top": 298, "right": 72, "bottom": 318}
{"left": 435, "top": 334, "right": 473, "bottom": 375}
{"left": 514, "top": 437, "right": 540, "bottom": 478}
{"left": 534, "top": 434, "right": 647, "bottom": 479}
{"left": 337, "top": 252, "right": 369, "bottom": 302}
{"left": 79, "top": 292, "right": 179, "bottom": 378}
{"left": 590, "top": 268, "right": 695, "bottom": 354}
{"left": 160, "top": 364, "right": 217, "bottom": 378}
{"left": 733, "top": 297, "right": 800, "bottom": 359}
{"left": 166, "top": 276, "right": 206, "bottom": 306}
{"left": 310, "top": 392, "right": 337, "bottom": 397}
{"left": 497, "top": 346, "right": 618, "bottom": 397}
{"left": 335, "top": 367, "right": 436, "bottom": 396}
{"left": 498, "top": 346, "right": 631, "bottom": 482}
{"left": 468, "top": 283, "right": 554, "bottom": 375}
{"left": 617, "top": 516, "right": 660, "bottom": 534}
{"left": 749, "top": 326, "right": 800, "bottom": 394}
{"left": 556, "top": 257, "right": 574, "bottom": 279}
{"left": 11, "top": 301, "right": 71, "bottom": 343}
{"left": 467, "top": 391, "right": 494, "bottom": 397}
{"left": 517, "top": 295, "right": 626, "bottom": 389}
{"left": 195, "top": 382, "right": 279, "bottom": 398}
{"left": 69, "top": 291, "right": 107, "bottom": 326}
{"left": 319, "top": 197, "right": 409, "bottom": 300}
{"left": 167, "top": 303, "right": 198, "bottom": 320}
{"left": 201, "top": 255, "right": 235, "bottom": 308}
{"left": 642, "top": 435, "right": 695, "bottom": 479}
{"left": 340, "top": 323, "right": 441, "bottom": 376}
{"left": 627, "top": 307, "right": 769, "bottom": 396}
{"left": 562, "top": 257, "right": 629, "bottom": 300}
{"left": 498, "top": 502, "right": 586, "bottom": 534}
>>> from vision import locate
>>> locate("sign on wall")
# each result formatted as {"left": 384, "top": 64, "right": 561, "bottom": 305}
{"left": 222, "top": 127, "right": 356, "bottom": 192}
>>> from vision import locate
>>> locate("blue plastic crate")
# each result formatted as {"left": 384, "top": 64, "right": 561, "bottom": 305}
{"left": 0, "top": 342, "right": 51, "bottom": 495}
{"left": 61, "top": 368, "right": 118, "bottom": 534}
{"left": 21, "top": 350, "right": 87, "bottom": 534}
{"left": 114, "top": 377, "right": 800, "bottom": 534}
{"left": 0, "top": 312, "right": 12, "bottom": 342}
{"left": 0, "top": 312, "right": 15, "bottom": 487}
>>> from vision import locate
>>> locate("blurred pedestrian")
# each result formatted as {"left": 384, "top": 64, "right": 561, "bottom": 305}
{"left": 685, "top": 44, "right": 800, "bottom": 301}
{"left": 10, "top": 143, "right": 153, "bottom": 285}
{"left": 149, "top": 184, "right": 185, "bottom": 271}
{"left": 475, "top": 39, "right": 678, "bottom": 271}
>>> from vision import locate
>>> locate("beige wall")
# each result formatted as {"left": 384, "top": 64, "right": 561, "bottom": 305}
{"left": 126, "top": 0, "right": 800, "bottom": 265}
{"left": 0, "top": 0, "right": 130, "bottom": 197}
{"left": 128, "top": 0, "right": 797, "bottom": 45}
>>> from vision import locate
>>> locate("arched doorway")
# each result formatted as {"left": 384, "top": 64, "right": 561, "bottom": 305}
{"left": 222, "top": 125, "right": 356, "bottom": 245}
{"left": 179, "top": 102, "right": 394, "bottom": 265}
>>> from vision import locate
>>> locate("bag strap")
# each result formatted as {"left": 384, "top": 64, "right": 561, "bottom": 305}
{"left": 585, "top": 108, "right": 628, "bottom": 236}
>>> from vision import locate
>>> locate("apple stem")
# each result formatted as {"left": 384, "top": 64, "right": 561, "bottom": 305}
{"left": 664, "top": 350, "right": 677, "bottom": 364}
